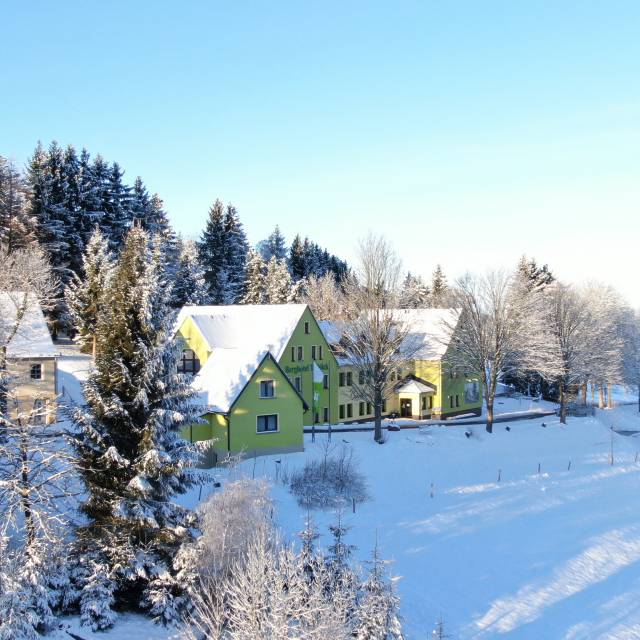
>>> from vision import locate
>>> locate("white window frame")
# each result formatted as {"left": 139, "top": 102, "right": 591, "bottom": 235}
{"left": 259, "top": 379, "right": 276, "bottom": 399}
{"left": 256, "top": 413, "right": 279, "bottom": 434}
{"left": 30, "top": 363, "right": 43, "bottom": 381}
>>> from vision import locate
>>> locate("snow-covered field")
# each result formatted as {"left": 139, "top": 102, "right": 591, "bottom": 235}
{"left": 53, "top": 355, "right": 640, "bottom": 638}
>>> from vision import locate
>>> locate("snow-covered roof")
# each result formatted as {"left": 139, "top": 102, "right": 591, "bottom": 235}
{"left": 0, "top": 292, "right": 57, "bottom": 358}
{"left": 396, "top": 378, "right": 436, "bottom": 394}
{"left": 393, "top": 308, "right": 461, "bottom": 360}
{"left": 319, "top": 309, "right": 460, "bottom": 363}
{"left": 176, "top": 304, "right": 308, "bottom": 413}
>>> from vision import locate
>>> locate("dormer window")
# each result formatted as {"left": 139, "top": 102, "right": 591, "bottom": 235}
{"left": 178, "top": 349, "right": 200, "bottom": 375}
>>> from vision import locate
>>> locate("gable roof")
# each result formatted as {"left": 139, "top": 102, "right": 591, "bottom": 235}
{"left": 319, "top": 308, "right": 461, "bottom": 363}
{"left": 176, "top": 304, "right": 309, "bottom": 413}
{"left": 0, "top": 292, "right": 57, "bottom": 358}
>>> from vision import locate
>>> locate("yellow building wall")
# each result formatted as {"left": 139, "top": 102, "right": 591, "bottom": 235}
{"left": 6, "top": 357, "right": 57, "bottom": 423}
{"left": 176, "top": 316, "right": 212, "bottom": 366}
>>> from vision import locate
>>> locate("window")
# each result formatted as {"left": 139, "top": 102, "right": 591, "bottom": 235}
{"left": 429, "top": 395, "right": 433, "bottom": 409}
{"left": 358, "top": 370, "right": 365, "bottom": 385}
{"left": 347, "top": 403, "right": 353, "bottom": 418}
{"left": 346, "top": 371, "right": 352, "bottom": 386}
{"left": 421, "top": 396, "right": 427, "bottom": 410}
{"left": 291, "top": 346, "right": 296, "bottom": 361}
{"left": 315, "top": 412, "right": 319, "bottom": 424}
{"left": 455, "top": 394, "right": 460, "bottom": 408}
{"left": 339, "top": 404, "right": 345, "bottom": 420}
{"left": 294, "top": 376, "right": 302, "bottom": 392}
{"left": 323, "top": 374, "right": 329, "bottom": 389}
{"left": 297, "top": 346, "right": 303, "bottom": 361}
{"left": 382, "top": 400, "right": 387, "bottom": 412}
{"left": 30, "top": 364, "right": 42, "bottom": 380}
{"left": 318, "top": 345, "right": 323, "bottom": 360}
{"left": 367, "top": 402, "right": 372, "bottom": 414}
{"left": 259, "top": 380, "right": 275, "bottom": 398}
{"left": 449, "top": 396, "right": 454, "bottom": 409}
{"left": 304, "top": 321, "right": 310, "bottom": 334}
{"left": 323, "top": 407, "right": 329, "bottom": 422}
{"left": 257, "top": 414, "right": 278, "bottom": 433}
{"left": 339, "top": 372, "right": 345, "bottom": 387}
{"left": 359, "top": 402, "right": 365, "bottom": 416}
{"left": 177, "top": 349, "right": 200, "bottom": 375}
{"left": 311, "top": 345, "right": 317, "bottom": 360}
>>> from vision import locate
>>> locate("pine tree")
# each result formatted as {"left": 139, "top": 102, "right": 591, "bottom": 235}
{"left": 429, "top": 265, "right": 448, "bottom": 307}
{"left": 355, "top": 542, "right": 404, "bottom": 640}
{"left": 71, "top": 227, "right": 203, "bottom": 627}
{"left": 399, "top": 272, "right": 430, "bottom": 308}
{"left": 171, "top": 238, "right": 209, "bottom": 308}
{"left": 264, "top": 256, "right": 292, "bottom": 304}
{"left": 65, "top": 227, "right": 114, "bottom": 356}
{"left": 242, "top": 249, "right": 267, "bottom": 304}
{"left": 0, "top": 156, "right": 35, "bottom": 251}
{"left": 198, "top": 199, "right": 248, "bottom": 303}
{"left": 102, "top": 162, "right": 133, "bottom": 251}
{"left": 257, "top": 225, "right": 287, "bottom": 261}
{"left": 289, "top": 234, "right": 306, "bottom": 280}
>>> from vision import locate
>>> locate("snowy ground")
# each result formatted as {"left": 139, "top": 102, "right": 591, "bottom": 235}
{"left": 53, "top": 354, "right": 640, "bottom": 639}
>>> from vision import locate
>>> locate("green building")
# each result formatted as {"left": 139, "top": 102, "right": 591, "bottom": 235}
{"left": 320, "top": 308, "right": 483, "bottom": 422}
{"left": 175, "top": 304, "right": 339, "bottom": 464}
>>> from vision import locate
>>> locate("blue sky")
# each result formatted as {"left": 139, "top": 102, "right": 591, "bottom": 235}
{"left": 2, "top": 1, "right": 639, "bottom": 303}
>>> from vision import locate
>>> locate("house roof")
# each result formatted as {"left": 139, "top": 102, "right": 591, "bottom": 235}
{"left": 319, "top": 308, "right": 461, "bottom": 364}
{"left": 396, "top": 377, "right": 436, "bottom": 394}
{"left": 0, "top": 292, "right": 57, "bottom": 358}
{"left": 176, "top": 304, "right": 308, "bottom": 413}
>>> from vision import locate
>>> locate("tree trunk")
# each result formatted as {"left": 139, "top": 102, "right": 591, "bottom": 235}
{"left": 637, "top": 385, "right": 640, "bottom": 414}
{"left": 92, "top": 333, "right": 97, "bottom": 360}
{"left": 485, "top": 402, "right": 494, "bottom": 433}
{"left": 559, "top": 382, "right": 567, "bottom": 424}
{"left": 20, "top": 426, "right": 36, "bottom": 548}
{"left": 598, "top": 385, "right": 605, "bottom": 409}
{"left": 607, "top": 383, "right": 614, "bottom": 409}
{"left": 581, "top": 383, "right": 587, "bottom": 405}
{"left": 591, "top": 383, "right": 595, "bottom": 405}
{"left": 374, "top": 399, "right": 383, "bottom": 443}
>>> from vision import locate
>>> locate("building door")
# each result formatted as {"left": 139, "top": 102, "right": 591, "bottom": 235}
{"left": 400, "top": 398, "right": 412, "bottom": 418}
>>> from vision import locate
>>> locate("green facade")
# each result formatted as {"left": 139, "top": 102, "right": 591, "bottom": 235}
{"left": 277, "top": 306, "right": 339, "bottom": 427}
{"left": 177, "top": 305, "right": 338, "bottom": 462}
{"left": 180, "top": 354, "right": 306, "bottom": 463}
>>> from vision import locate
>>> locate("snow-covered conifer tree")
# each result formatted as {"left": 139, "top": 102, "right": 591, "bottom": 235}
{"left": 65, "top": 227, "right": 114, "bottom": 357}
{"left": 429, "top": 265, "right": 449, "bottom": 307}
{"left": 264, "top": 256, "right": 293, "bottom": 304}
{"left": 399, "top": 272, "right": 430, "bottom": 309}
{"left": 170, "top": 237, "right": 209, "bottom": 308}
{"left": 354, "top": 542, "right": 404, "bottom": 640}
{"left": 71, "top": 226, "right": 203, "bottom": 628}
{"left": 242, "top": 249, "right": 267, "bottom": 304}
{"left": 257, "top": 225, "right": 287, "bottom": 261}
{"left": 198, "top": 199, "right": 248, "bottom": 303}
{"left": 0, "top": 156, "right": 35, "bottom": 252}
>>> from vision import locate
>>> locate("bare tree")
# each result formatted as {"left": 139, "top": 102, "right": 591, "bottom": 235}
{"left": 622, "top": 308, "right": 640, "bottom": 413}
{"left": 522, "top": 282, "right": 591, "bottom": 424}
{"left": 340, "top": 235, "right": 413, "bottom": 442}
{"left": 302, "top": 273, "right": 347, "bottom": 320}
{"left": 444, "top": 271, "right": 526, "bottom": 433}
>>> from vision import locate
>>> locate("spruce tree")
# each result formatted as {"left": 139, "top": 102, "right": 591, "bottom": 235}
{"left": 264, "top": 256, "right": 292, "bottom": 304}
{"left": 71, "top": 227, "right": 202, "bottom": 628}
{"left": 242, "top": 249, "right": 267, "bottom": 304}
{"left": 399, "top": 272, "right": 430, "bottom": 308}
{"left": 65, "top": 227, "right": 114, "bottom": 357}
{"left": 257, "top": 225, "right": 287, "bottom": 261}
{"left": 289, "top": 234, "right": 305, "bottom": 280}
{"left": 198, "top": 199, "right": 248, "bottom": 304}
{"left": 0, "top": 156, "right": 35, "bottom": 251}
{"left": 429, "top": 265, "right": 448, "bottom": 307}
{"left": 170, "top": 238, "right": 209, "bottom": 308}
{"left": 102, "top": 162, "right": 133, "bottom": 251}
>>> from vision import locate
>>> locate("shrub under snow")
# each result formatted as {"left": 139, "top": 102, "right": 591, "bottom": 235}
{"left": 289, "top": 444, "right": 369, "bottom": 510}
